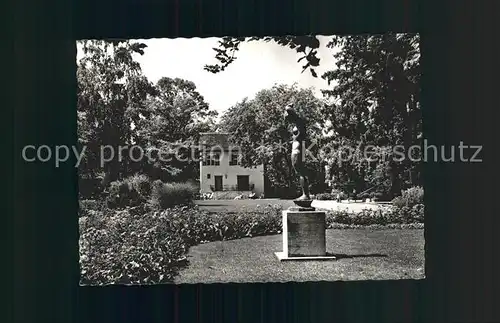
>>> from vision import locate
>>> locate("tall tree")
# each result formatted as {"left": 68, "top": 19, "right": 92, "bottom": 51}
{"left": 207, "top": 34, "right": 421, "bottom": 198}
{"left": 321, "top": 33, "right": 421, "bottom": 198}
{"left": 130, "top": 77, "right": 218, "bottom": 182}
{"left": 77, "top": 39, "right": 155, "bottom": 182}
{"left": 220, "top": 84, "right": 326, "bottom": 198}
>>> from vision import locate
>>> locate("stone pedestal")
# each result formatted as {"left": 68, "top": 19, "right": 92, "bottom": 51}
{"left": 275, "top": 209, "right": 337, "bottom": 261}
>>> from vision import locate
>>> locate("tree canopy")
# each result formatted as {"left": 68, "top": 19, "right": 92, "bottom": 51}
{"left": 209, "top": 33, "right": 421, "bottom": 198}
{"left": 77, "top": 40, "right": 218, "bottom": 188}
{"left": 77, "top": 34, "right": 421, "bottom": 200}
{"left": 77, "top": 40, "right": 156, "bottom": 181}
{"left": 219, "top": 84, "right": 327, "bottom": 197}
{"left": 131, "top": 77, "right": 217, "bottom": 181}
{"left": 204, "top": 36, "right": 322, "bottom": 77}
{"left": 321, "top": 34, "right": 421, "bottom": 197}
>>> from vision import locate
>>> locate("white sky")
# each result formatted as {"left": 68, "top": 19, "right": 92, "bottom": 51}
{"left": 77, "top": 36, "right": 339, "bottom": 116}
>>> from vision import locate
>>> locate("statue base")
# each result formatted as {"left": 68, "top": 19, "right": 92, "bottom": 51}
{"left": 275, "top": 209, "right": 337, "bottom": 261}
{"left": 292, "top": 199, "right": 314, "bottom": 209}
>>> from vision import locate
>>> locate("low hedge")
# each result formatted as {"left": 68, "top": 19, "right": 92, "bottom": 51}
{"left": 325, "top": 204, "right": 424, "bottom": 226}
{"left": 79, "top": 203, "right": 424, "bottom": 285}
{"left": 148, "top": 181, "right": 198, "bottom": 210}
{"left": 104, "top": 176, "right": 197, "bottom": 210}
{"left": 315, "top": 193, "right": 335, "bottom": 200}
{"left": 392, "top": 186, "right": 424, "bottom": 208}
{"left": 79, "top": 204, "right": 283, "bottom": 285}
{"left": 315, "top": 191, "right": 348, "bottom": 201}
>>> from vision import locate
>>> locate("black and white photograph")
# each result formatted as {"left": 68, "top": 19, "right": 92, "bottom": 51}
{"left": 77, "top": 34, "right": 424, "bottom": 285}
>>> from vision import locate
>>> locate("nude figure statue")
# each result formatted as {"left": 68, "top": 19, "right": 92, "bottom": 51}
{"left": 284, "top": 104, "right": 311, "bottom": 202}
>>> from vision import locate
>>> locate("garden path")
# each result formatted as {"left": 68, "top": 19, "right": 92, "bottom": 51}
{"left": 194, "top": 199, "right": 389, "bottom": 213}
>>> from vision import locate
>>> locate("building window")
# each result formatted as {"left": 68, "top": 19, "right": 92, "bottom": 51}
{"left": 202, "top": 153, "right": 221, "bottom": 166}
{"left": 207, "top": 174, "right": 211, "bottom": 179}
{"left": 213, "top": 154, "right": 220, "bottom": 166}
{"left": 229, "top": 152, "right": 240, "bottom": 166}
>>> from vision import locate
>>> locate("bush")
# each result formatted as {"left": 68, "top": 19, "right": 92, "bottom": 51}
{"left": 103, "top": 175, "right": 155, "bottom": 209}
{"left": 392, "top": 186, "right": 424, "bottom": 208}
{"left": 105, "top": 180, "right": 142, "bottom": 209}
{"left": 325, "top": 204, "right": 424, "bottom": 226}
{"left": 315, "top": 193, "right": 333, "bottom": 200}
{"left": 79, "top": 208, "right": 188, "bottom": 285}
{"left": 315, "top": 190, "right": 347, "bottom": 201}
{"left": 358, "top": 192, "right": 370, "bottom": 200}
{"left": 148, "top": 181, "right": 198, "bottom": 210}
{"left": 128, "top": 174, "right": 152, "bottom": 200}
{"left": 79, "top": 200, "right": 424, "bottom": 285}
{"left": 79, "top": 204, "right": 283, "bottom": 285}
{"left": 79, "top": 199, "right": 105, "bottom": 217}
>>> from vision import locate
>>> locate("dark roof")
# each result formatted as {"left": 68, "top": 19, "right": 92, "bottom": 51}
{"left": 199, "top": 132, "right": 233, "bottom": 150}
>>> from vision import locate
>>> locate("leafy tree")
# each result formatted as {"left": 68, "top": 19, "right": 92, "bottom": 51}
{"left": 77, "top": 41, "right": 218, "bottom": 192}
{"left": 77, "top": 39, "right": 155, "bottom": 183}
{"left": 220, "top": 84, "right": 326, "bottom": 198}
{"left": 205, "top": 36, "right": 322, "bottom": 77}
{"left": 321, "top": 33, "right": 421, "bottom": 198}
{"left": 208, "top": 34, "right": 421, "bottom": 198}
{"left": 130, "top": 77, "right": 218, "bottom": 182}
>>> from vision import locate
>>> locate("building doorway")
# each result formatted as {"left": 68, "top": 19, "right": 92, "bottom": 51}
{"left": 237, "top": 175, "right": 250, "bottom": 191}
{"left": 214, "top": 175, "right": 223, "bottom": 191}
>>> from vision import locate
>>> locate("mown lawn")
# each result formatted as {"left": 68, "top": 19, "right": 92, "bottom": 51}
{"left": 174, "top": 228, "right": 425, "bottom": 284}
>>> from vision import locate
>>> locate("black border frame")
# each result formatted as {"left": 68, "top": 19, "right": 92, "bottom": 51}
{"left": 11, "top": 0, "right": 498, "bottom": 322}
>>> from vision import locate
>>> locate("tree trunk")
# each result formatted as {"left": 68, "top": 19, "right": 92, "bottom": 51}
{"left": 388, "top": 160, "right": 401, "bottom": 199}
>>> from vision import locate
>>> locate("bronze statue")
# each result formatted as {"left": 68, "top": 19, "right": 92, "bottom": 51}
{"left": 284, "top": 104, "right": 311, "bottom": 202}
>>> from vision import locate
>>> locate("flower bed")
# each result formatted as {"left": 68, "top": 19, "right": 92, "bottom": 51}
{"left": 79, "top": 203, "right": 424, "bottom": 285}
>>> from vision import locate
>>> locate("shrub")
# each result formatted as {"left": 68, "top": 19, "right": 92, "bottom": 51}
{"left": 315, "top": 190, "right": 347, "bottom": 200}
{"left": 105, "top": 179, "right": 142, "bottom": 209}
{"left": 334, "top": 189, "right": 348, "bottom": 200}
{"left": 371, "top": 191, "right": 393, "bottom": 201}
{"left": 314, "top": 193, "right": 332, "bottom": 200}
{"left": 79, "top": 208, "right": 188, "bottom": 285}
{"left": 79, "top": 204, "right": 283, "bottom": 285}
{"left": 358, "top": 192, "right": 370, "bottom": 200}
{"left": 79, "top": 199, "right": 105, "bottom": 217}
{"left": 401, "top": 203, "right": 425, "bottom": 223}
{"left": 392, "top": 186, "right": 424, "bottom": 208}
{"left": 325, "top": 204, "right": 424, "bottom": 226}
{"left": 80, "top": 201, "right": 425, "bottom": 285}
{"left": 148, "top": 181, "right": 198, "bottom": 210}
{"left": 208, "top": 205, "right": 283, "bottom": 240}
{"left": 128, "top": 174, "right": 152, "bottom": 200}
{"left": 152, "top": 179, "right": 164, "bottom": 189}
{"left": 412, "top": 204, "right": 425, "bottom": 222}
{"left": 103, "top": 175, "right": 155, "bottom": 210}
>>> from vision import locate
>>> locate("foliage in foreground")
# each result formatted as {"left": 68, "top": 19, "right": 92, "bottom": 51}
{"left": 392, "top": 186, "right": 424, "bottom": 208}
{"left": 79, "top": 203, "right": 424, "bottom": 285}
{"left": 102, "top": 176, "right": 197, "bottom": 210}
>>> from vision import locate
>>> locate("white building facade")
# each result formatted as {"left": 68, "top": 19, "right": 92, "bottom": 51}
{"left": 199, "top": 132, "right": 265, "bottom": 199}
